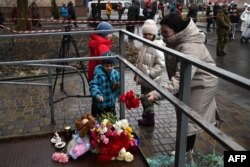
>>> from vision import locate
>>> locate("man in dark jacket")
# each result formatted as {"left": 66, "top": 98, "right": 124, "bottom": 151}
{"left": 67, "top": 1, "right": 78, "bottom": 27}
{"left": 187, "top": 3, "right": 198, "bottom": 23}
{"left": 126, "top": 0, "right": 140, "bottom": 40}
{"left": 206, "top": 2, "right": 213, "bottom": 31}
{"left": 213, "top": 2, "right": 220, "bottom": 30}
{"left": 0, "top": 9, "right": 4, "bottom": 26}
{"left": 216, "top": 4, "right": 231, "bottom": 56}
{"left": 229, "top": 5, "right": 239, "bottom": 40}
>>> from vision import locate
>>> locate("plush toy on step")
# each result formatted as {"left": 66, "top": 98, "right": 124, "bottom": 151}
{"left": 75, "top": 113, "right": 96, "bottom": 137}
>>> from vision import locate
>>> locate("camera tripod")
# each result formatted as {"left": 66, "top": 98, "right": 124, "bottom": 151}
{"left": 53, "top": 25, "right": 88, "bottom": 100}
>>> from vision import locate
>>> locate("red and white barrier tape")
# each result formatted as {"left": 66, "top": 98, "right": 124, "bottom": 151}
{"left": 0, "top": 25, "right": 18, "bottom": 33}
{"left": 13, "top": 18, "right": 145, "bottom": 24}
{"left": 0, "top": 23, "right": 137, "bottom": 34}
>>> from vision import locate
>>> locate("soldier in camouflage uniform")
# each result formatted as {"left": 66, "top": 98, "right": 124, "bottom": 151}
{"left": 216, "top": 4, "right": 231, "bottom": 56}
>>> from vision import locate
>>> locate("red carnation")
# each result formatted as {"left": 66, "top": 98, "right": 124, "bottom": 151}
{"left": 119, "top": 94, "right": 126, "bottom": 103}
{"left": 125, "top": 90, "right": 135, "bottom": 99}
{"left": 120, "top": 90, "right": 141, "bottom": 110}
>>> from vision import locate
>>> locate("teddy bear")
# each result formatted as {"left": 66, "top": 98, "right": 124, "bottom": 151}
{"left": 75, "top": 113, "right": 96, "bottom": 137}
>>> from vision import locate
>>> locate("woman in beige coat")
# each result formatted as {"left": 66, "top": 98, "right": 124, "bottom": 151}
{"left": 135, "top": 19, "right": 165, "bottom": 126}
{"left": 148, "top": 13, "right": 218, "bottom": 153}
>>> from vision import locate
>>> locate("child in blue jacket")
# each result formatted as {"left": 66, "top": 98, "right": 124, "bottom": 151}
{"left": 89, "top": 52, "right": 120, "bottom": 117}
{"left": 61, "top": 3, "right": 68, "bottom": 24}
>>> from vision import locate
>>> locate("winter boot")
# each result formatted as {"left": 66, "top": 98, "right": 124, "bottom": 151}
{"left": 138, "top": 113, "right": 155, "bottom": 126}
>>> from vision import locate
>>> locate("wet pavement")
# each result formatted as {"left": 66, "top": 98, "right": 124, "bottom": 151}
{"left": 0, "top": 22, "right": 250, "bottom": 160}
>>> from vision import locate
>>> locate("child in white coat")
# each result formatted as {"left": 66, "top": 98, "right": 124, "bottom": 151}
{"left": 240, "top": 5, "right": 250, "bottom": 38}
{"left": 134, "top": 19, "right": 165, "bottom": 126}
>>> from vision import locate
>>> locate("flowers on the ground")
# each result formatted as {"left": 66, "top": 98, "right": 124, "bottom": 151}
{"left": 116, "top": 147, "right": 134, "bottom": 162}
{"left": 52, "top": 152, "right": 69, "bottom": 163}
{"left": 90, "top": 113, "right": 138, "bottom": 162}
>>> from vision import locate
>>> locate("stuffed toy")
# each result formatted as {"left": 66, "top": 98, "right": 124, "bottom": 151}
{"left": 75, "top": 113, "right": 96, "bottom": 137}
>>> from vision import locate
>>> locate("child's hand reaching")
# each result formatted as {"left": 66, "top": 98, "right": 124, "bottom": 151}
{"left": 98, "top": 96, "right": 104, "bottom": 102}
{"left": 147, "top": 92, "right": 155, "bottom": 102}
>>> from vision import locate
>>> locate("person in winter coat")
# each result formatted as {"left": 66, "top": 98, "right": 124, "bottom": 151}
{"left": 213, "top": 2, "right": 220, "bottom": 30}
{"left": 143, "top": 0, "right": 156, "bottom": 20}
{"left": 106, "top": 1, "right": 113, "bottom": 21}
{"left": 216, "top": 4, "right": 231, "bottom": 56}
{"left": 89, "top": 52, "right": 120, "bottom": 117}
{"left": 229, "top": 6, "right": 240, "bottom": 40}
{"left": 186, "top": 3, "right": 198, "bottom": 23}
{"left": 117, "top": 2, "right": 125, "bottom": 20}
{"left": 240, "top": 5, "right": 250, "bottom": 37}
{"left": 164, "top": 3, "right": 171, "bottom": 16}
{"left": 126, "top": 0, "right": 140, "bottom": 40}
{"left": 88, "top": 21, "right": 113, "bottom": 82}
{"left": 61, "top": 3, "right": 68, "bottom": 24}
{"left": 176, "top": 2, "right": 183, "bottom": 15}
{"left": 67, "top": 1, "right": 78, "bottom": 27}
{"left": 147, "top": 13, "right": 218, "bottom": 154}
{"left": 11, "top": 5, "right": 18, "bottom": 26}
{"left": 0, "top": 9, "right": 4, "bottom": 26}
{"left": 135, "top": 19, "right": 165, "bottom": 126}
{"left": 29, "top": 2, "right": 41, "bottom": 27}
{"left": 206, "top": 2, "right": 213, "bottom": 31}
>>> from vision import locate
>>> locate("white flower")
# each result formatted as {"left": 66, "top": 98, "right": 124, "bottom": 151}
{"left": 119, "top": 147, "right": 126, "bottom": 157}
{"left": 117, "top": 129, "right": 123, "bottom": 135}
{"left": 124, "top": 152, "right": 134, "bottom": 162}
{"left": 116, "top": 147, "right": 126, "bottom": 161}
{"left": 116, "top": 119, "right": 129, "bottom": 129}
{"left": 112, "top": 123, "right": 120, "bottom": 131}
{"left": 102, "top": 127, "right": 108, "bottom": 134}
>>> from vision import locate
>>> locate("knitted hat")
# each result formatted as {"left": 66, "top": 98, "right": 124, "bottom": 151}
{"left": 101, "top": 51, "right": 115, "bottom": 64}
{"left": 96, "top": 22, "right": 113, "bottom": 37}
{"left": 142, "top": 19, "right": 158, "bottom": 35}
{"left": 146, "top": 0, "right": 151, "bottom": 7}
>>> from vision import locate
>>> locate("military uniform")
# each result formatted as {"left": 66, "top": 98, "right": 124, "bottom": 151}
{"left": 216, "top": 6, "right": 231, "bottom": 56}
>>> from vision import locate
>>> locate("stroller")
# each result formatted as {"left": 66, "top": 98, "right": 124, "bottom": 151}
{"left": 240, "top": 24, "right": 250, "bottom": 44}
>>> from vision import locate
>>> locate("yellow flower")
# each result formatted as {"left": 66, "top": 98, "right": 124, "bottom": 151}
{"left": 125, "top": 126, "right": 132, "bottom": 133}
{"left": 128, "top": 133, "right": 133, "bottom": 139}
{"left": 102, "top": 119, "right": 109, "bottom": 126}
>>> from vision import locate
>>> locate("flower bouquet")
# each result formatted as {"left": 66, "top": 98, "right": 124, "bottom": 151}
{"left": 90, "top": 112, "right": 139, "bottom": 162}
{"left": 119, "top": 89, "right": 159, "bottom": 110}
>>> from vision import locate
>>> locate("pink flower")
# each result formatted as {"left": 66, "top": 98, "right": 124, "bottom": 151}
{"left": 102, "top": 136, "right": 109, "bottom": 144}
{"left": 52, "top": 152, "right": 69, "bottom": 163}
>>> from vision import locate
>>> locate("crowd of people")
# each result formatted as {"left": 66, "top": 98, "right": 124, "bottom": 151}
{"left": 60, "top": 1, "right": 78, "bottom": 27}
{"left": 6, "top": 1, "right": 78, "bottom": 28}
